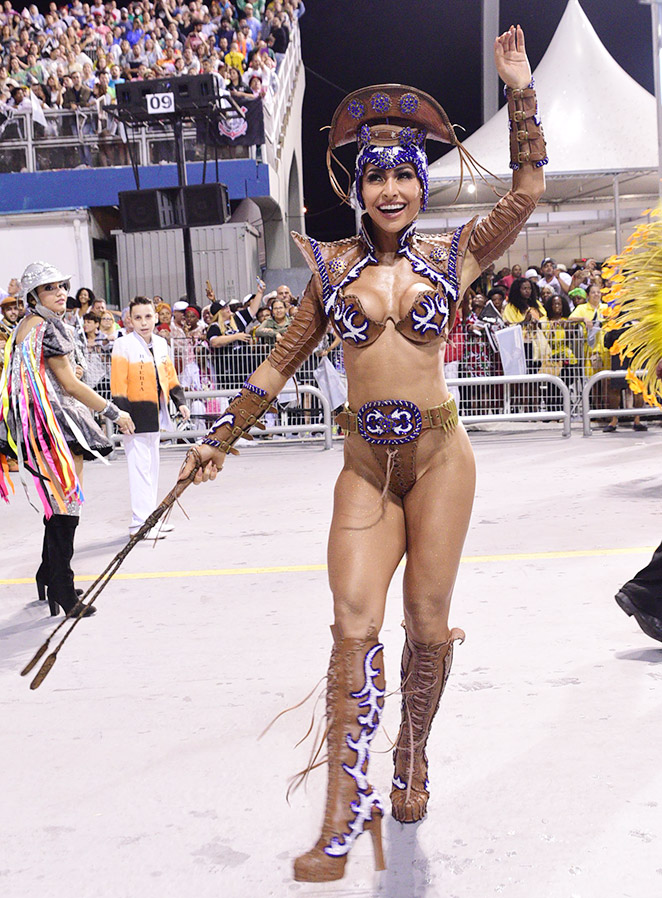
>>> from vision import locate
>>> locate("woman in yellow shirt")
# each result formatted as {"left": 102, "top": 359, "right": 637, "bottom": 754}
{"left": 569, "top": 282, "right": 609, "bottom": 376}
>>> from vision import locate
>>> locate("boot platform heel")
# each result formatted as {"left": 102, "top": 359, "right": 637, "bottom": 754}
{"left": 293, "top": 808, "right": 385, "bottom": 882}
{"left": 365, "top": 811, "right": 386, "bottom": 871}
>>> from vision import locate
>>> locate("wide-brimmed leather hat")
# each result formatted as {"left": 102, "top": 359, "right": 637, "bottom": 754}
{"left": 328, "top": 84, "right": 459, "bottom": 150}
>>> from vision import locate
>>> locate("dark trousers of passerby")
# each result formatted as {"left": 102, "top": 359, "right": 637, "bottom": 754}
{"left": 618, "top": 543, "right": 662, "bottom": 616}
{"left": 616, "top": 542, "right": 662, "bottom": 642}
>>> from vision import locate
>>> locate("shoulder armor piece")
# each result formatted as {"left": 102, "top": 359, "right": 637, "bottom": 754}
{"left": 291, "top": 230, "right": 375, "bottom": 313}
{"left": 291, "top": 231, "right": 366, "bottom": 287}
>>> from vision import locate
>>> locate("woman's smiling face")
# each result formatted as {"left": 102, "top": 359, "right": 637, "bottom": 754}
{"left": 361, "top": 162, "right": 422, "bottom": 235}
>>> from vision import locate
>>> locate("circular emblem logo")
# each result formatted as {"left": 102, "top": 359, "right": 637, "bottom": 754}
{"left": 399, "top": 126, "right": 416, "bottom": 147}
{"left": 370, "top": 92, "right": 391, "bottom": 114}
{"left": 328, "top": 259, "right": 347, "bottom": 277}
{"left": 429, "top": 246, "right": 448, "bottom": 263}
{"left": 347, "top": 99, "right": 365, "bottom": 119}
{"left": 399, "top": 92, "right": 419, "bottom": 115}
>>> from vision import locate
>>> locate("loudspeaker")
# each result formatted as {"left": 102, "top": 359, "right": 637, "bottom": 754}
{"left": 115, "top": 73, "right": 225, "bottom": 120}
{"left": 119, "top": 188, "right": 184, "bottom": 232}
{"left": 181, "top": 183, "right": 230, "bottom": 227}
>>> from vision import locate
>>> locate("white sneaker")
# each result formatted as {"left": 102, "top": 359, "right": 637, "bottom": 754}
{"left": 130, "top": 526, "right": 166, "bottom": 540}
{"left": 144, "top": 526, "right": 167, "bottom": 540}
{"left": 157, "top": 522, "right": 175, "bottom": 532}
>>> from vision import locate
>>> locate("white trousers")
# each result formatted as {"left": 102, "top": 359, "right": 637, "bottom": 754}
{"left": 123, "top": 431, "right": 160, "bottom": 531}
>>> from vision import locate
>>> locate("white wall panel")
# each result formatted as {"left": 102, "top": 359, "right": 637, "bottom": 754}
{"left": 0, "top": 210, "right": 93, "bottom": 296}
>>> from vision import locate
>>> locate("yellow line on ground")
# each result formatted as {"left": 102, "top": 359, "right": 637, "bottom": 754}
{"left": 0, "top": 546, "right": 654, "bottom": 586}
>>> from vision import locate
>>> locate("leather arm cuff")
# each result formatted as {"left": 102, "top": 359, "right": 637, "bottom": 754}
{"left": 506, "top": 85, "right": 548, "bottom": 170}
{"left": 468, "top": 190, "right": 537, "bottom": 271}
{"left": 268, "top": 275, "right": 329, "bottom": 378}
{"left": 201, "top": 384, "right": 273, "bottom": 455}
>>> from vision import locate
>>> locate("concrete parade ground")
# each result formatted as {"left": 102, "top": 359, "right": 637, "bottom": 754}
{"left": 1, "top": 425, "right": 661, "bottom": 898}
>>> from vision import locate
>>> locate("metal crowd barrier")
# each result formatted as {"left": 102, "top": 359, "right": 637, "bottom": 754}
{"left": 581, "top": 369, "right": 659, "bottom": 436}
{"left": 95, "top": 326, "right": 660, "bottom": 445}
{"left": 106, "top": 385, "right": 333, "bottom": 449}
{"left": 449, "top": 374, "right": 572, "bottom": 437}
{"left": 0, "top": 107, "right": 255, "bottom": 172}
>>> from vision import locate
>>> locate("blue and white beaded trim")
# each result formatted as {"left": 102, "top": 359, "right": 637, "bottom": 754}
{"left": 308, "top": 236, "right": 333, "bottom": 305}
{"left": 397, "top": 223, "right": 460, "bottom": 298}
{"left": 410, "top": 292, "right": 449, "bottom": 336}
{"left": 332, "top": 293, "right": 370, "bottom": 343}
{"left": 503, "top": 76, "right": 535, "bottom": 97}
{"left": 208, "top": 410, "right": 235, "bottom": 433}
{"left": 447, "top": 225, "right": 462, "bottom": 287}
{"left": 242, "top": 380, "right": 267, "bottom": 398}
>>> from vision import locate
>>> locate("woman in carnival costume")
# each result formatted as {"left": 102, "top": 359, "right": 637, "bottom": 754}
{"left": 0, "top": 262, "right": 134, "bottom": 617}
{"left": 602, "top": 206, "right": 662, "bottom": 642}
{"left": 181, "top": 25, "right": 547, "bottom": 881}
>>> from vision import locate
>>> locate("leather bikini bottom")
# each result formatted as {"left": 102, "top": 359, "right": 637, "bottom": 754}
{"left": 336, "top": 397, "right": 459, "bottom": 500}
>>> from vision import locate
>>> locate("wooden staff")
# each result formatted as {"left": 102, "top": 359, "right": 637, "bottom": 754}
{"left": 21, "top": 449, "right": 202, "bottom": 689}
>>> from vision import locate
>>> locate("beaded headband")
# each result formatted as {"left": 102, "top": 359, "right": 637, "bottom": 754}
{"left": 354, "top": 142, "right": 430, "bottom": 211}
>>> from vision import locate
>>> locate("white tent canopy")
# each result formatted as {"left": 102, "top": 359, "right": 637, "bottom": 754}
{"left": 420, "top": 0, "right": 658, "bottom": 265}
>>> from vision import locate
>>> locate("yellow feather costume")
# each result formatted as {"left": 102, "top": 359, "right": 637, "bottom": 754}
{"left": 602, "top": 204, "right": 662, "bottom": 407}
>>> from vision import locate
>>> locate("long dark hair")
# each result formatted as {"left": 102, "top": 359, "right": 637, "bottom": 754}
{"left": 508, "top": 277, "right": 540, "bottom": 314}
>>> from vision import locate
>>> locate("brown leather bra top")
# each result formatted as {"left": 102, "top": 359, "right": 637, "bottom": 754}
{"left": 305, "top": 218, "right": 466, "bottom": 348}
{"left": 330, "top": 286, "right": 451, "bottom": 347}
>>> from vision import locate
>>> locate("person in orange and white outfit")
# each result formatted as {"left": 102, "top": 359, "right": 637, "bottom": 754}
{"left": 111, "top": 296, "right": 190, "bottom": 538}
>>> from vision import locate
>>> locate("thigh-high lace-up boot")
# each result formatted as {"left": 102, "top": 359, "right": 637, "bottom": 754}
{"left": 293, "top": 626, "right": 386, "bottom": 882}
{"left": 390, "top": 627, "right": 465, "bottom": 823}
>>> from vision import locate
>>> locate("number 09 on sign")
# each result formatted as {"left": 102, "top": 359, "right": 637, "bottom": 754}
{"left": 147, "top": 92, "right": 175, "bottom": 114}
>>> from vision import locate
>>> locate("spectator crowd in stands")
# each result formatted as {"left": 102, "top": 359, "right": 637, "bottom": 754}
{"left": 0, "top": 0, "right": 304, "bottom": 136}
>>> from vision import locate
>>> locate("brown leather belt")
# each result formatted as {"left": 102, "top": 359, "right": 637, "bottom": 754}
{"left": 335, "top": 396, "right": 458, "bottom": 445}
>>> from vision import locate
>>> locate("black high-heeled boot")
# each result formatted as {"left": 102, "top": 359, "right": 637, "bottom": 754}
{"left": 36, "top": 517, "right": 49, "bottom": 602}
{"left": 44, "top": 514, "right": 96, "bottom": 618}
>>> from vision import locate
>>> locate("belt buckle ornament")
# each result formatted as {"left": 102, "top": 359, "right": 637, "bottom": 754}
{"left": 357, "top": 400, "right": 422, "bottom": 445}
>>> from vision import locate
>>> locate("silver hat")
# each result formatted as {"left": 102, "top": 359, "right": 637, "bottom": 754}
{"left": 20, "top": 261, "right": 72, "bottom": 298}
